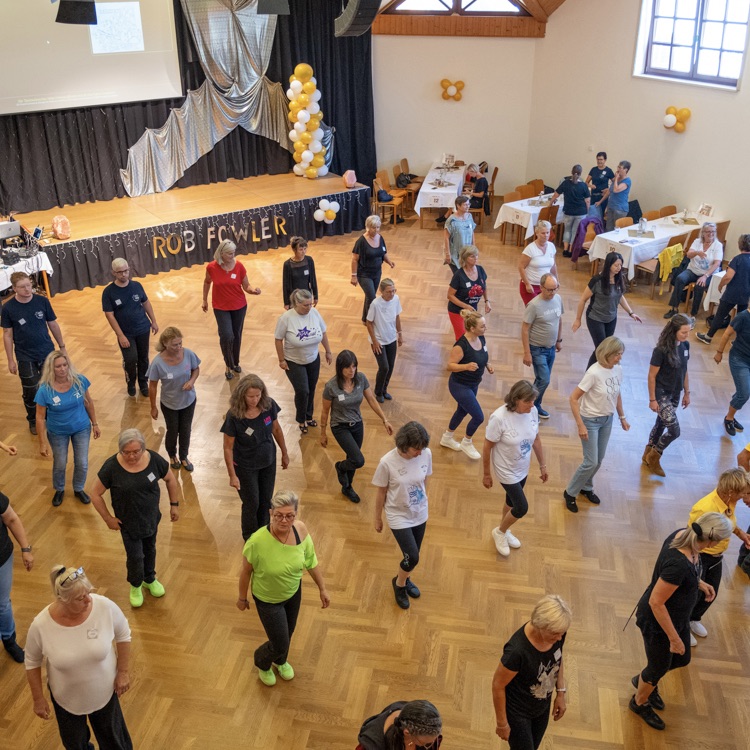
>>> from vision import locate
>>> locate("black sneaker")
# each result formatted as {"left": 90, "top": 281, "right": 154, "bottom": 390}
{"left": 383, "top": 392, "right": 393, "bottom": 400}
{"left": 563, "top": 491, "right": 579, "bottom": 513}
{"left": 52, "top": 490, "right": 64, "bottom": 507}
{"left": 74, "top": 490, "right": 91, "bottom": 505}
{"left": 335, "top": 462, "right": 350, "bottom": 489}
{"left": 392, "top": 577, "right": 410, "bottom": 609}
{"left": 696, "top": 332, "right": 712, "bottom": 345}
{"left": 663, "top": 308, "right": 677, "bottom": 319}
{"left": 139, "top": 386, "right": 149, "bottom": 397}
{"left": 2, "top": 633, "right": 24, "bottom": 663}
{"left": 29, "top": 422, "right": 37, "bottom": 436}
{"left": 562, "top": 250, "right": 572, "bottom": 258}
{"left": 395, "top": 216, "right": 405, "bottom": 224}
{"left": 436, "top": 215, "right": 447, "bottom": 224}
{"left": 733, "top": 419, "right": 744, "bottom": 432}
{"left": 630, "top": 676, "right": 664, "bottom": 710}
{"left": 342, "top": 485, "right": 360, "bottom": 504}
{"left": 580, "top": 489, "right": 601, "bottom": 505}
{"left": 404, "top": 577, "right": 421, "bottom": 598}
{"left": 127, "top": 383, "right": 136, "bottom": 397}
{"left": 724, "top": 418, "right": 736, "bottom": 437}
{"left": 629, "top": 695, "right": 665, "bottom": 730}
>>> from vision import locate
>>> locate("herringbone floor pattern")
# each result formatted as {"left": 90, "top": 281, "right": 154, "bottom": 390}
{"left": 1, "top": 208, "right": 749, "bottom": 749}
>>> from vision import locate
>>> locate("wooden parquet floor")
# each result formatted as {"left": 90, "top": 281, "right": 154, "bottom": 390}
{"left": 1, "top": 209, "right": 749, "bottom": 749}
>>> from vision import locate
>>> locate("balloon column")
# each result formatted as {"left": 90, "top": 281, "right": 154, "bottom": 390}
{"left": 663, "top": 106, "right": 691, "bottom": 133}
{"left": 287, "top": 63, "right": 327, "bottom": 179}
{"left": 313, "top": 199, "right": 340, "bottom": 225}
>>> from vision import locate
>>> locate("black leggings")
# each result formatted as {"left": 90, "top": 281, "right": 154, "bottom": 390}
{"left": 213, "top": 306, "right": 246, "bottom": 369}
{"left": 373, "top": 340, "right": 398, "bottom": 397}
{"left": 161, "top": 399, "right": 196, "bottom": 461}
{"left": 358, "top": 271, "right": 381, "bottom": 323}
{"left": 690, "top": 552, "right": 723, "bottom": 622}
{"left": 284, "top": 356, "right": 321, "bottom": 423}
{"left": 502, "top": 476, "right": 529, "bottom": 519}
{"left": 585, "top": 314, "right": 617, "bottom": 368}
{"left": 235, "top": 462, "right": 276, "bottom": 541}
{"left": 637, "top": 621, "right": 691, "bottom": 685}
{"left": 390, "top": 522, "right": 426, "bottom": 572}
{"left": 253, "top": 584, "right": 302, "bottom": 670}
{"left": 507, "top": 709, "right": 550, "bottom": 750}
{"left": 707, "top": 298, "right": 748, "bottom": 338}
{"left": 331, "top": 421, "right": 365, "bottom": 484}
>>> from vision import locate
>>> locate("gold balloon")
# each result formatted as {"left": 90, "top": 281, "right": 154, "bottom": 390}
{"left": 306, "top": 120, "right": 318, "bottom": 132}
{"left": 297, "top": 93, "right": 310, "bottom": 107}
{"left": 442, "top": 91, "right": 450, "bottom": 100}
{"left": 300, "top": 131, "right": 313, "bottom": 144}
{"left": 305, "top": 166, "right": 318, "bottom": 179}
{"left": 288, "top": 111, "right": 297, "bottom": 123}
{"left": 312, "top": 154, "right": 325, "bottom": 168}
{"left": 325, "top": 209, "right": 336, "bottom": 220}
{"left": 454, "top": 92, "right": 462, "bottom": 101}
{"left": 677, "top": 107, "right": 692, "bottom": 122}
{"left": 294, "top": 141, "right": 306, "bottom": 153}
{"left": 290, "top": 100, "right": 301, "bottom": 112}
{"left": 455, "top": 80, "right": 465, "bottom": 90}
{"left": 315, "top": 110, "right": 324, "bottom": 121}
{"left": 665, "top": 105, "right": 677, "bottom": 115}
{"left": 440, "top": 78, "right": 451, "bottom": 88}
{"left": 289, "top": 75, "right": 297, "bottom": 84}
{"left": 294, "top": 63, "right": 314, "bottom": 83}
{"left": 674, "top": 121, "right": 686, "bottom": 133}
{"left": 302, "top": 81, "right": 316, "bottom": 95}
{"left": 293, "top": 152, "right": 302, "bottom": 163}
{"left": 319, "top": 146, "right": 327, "bottom": 156}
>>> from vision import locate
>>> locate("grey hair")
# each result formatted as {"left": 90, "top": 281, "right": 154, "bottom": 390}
{"left": 539, "top": 273, "right": 558, "bottom": 289}
{"left": 365, "top": 215, "right": 382, "bottom": 230}
{"left": 289, "top": 288, "right": 314, "bottom": 306}
{"left": 466, "top": 163, "right": 480, "bottom": 173}
{"left": 700, "top": 222, "right": 717, "bottom": 239}
{"left": 111, "top": 257, "right": 128, "bottom": 272}
{"left": 379, "top": 277, "right": 395, "bottom": 291}
{"left": 535, "top": 220, "right": 552, "bottom": 233}
{"left": 50, "top": 564, "right": 94, "bottom": 603}
{"left": 214, "top": 239, "right": 236, "bottom": 264}
{"left": 595, "top": 336, "right": 625, "bottom": 367}
{"left": 270, "top": 489, "right": 299, "bottom": 512}
{"left": 530, "top": 594, "right": 572, "bottom": 634}
{"left": 118, "top": 428, "right": 146, "bottom": 453}
{"left": 459, "top": 244, "right": 479, "bottom": 268}
{"left": 671, "top": 511, "right": 733, "bottom": 554}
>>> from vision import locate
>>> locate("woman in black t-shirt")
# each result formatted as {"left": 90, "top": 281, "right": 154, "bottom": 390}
{"left": 446, "top": 245, "right": 491, "bottom": 340}
{"left": 492, "top": 594, "right": 572, "bottom": 750}
{"left": 282, "top": 236, "right": 318, "bottom": 309}
{"left": 465, "top": 163, "right": 488, "bottom": 211}
{"left": 644, "top": 315, "right": 691, "bottom": 477}
{"left": 357, "top": 699, "right": 442, "bottom": 750}
{"left": 221, "top": 375, "right": 289, "bottom": 541}
{"left": 351, "top": 215, "right": 396, "bottom": 323}
{"left": 440, "top": 310, "right": 494, "bottom": 461}
{"left": 551, "top": 165, "right": 591, "bottom": 257}
{"left": 630, "top": 513, "right": 731, "bottom": 731}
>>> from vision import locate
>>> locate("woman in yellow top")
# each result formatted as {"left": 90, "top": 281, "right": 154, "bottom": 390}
{"left": 686, "top": 468, "right": 750, "bottom": 645}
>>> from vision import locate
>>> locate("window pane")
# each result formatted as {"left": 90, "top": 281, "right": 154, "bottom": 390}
{"left": 397, "top": 0, "right": 450, "bottom": 9}
{"left": 671, "top": 45, "right": 694, "bottom": 70}
{"left": 674, "top": 18, "right": 696, "bottom": 43}
{"left": 461, "top": 0, "right": 521, "bottom": 10}
{"left": 654, "top": 17, "right": 675, "bottom": 43}
{"left": 727, "top": 0, "right": 750, "bottom": 23}
{"left": 676, "top": 0, "right": 698, "bottom": 18}
{"left": 702, "top": 20, "right": 725, "bottom": 46}
{"left": 656, "top": 0, "right": 676, "bottom": 16}
{"left": 651, "top": 43, "right": 672, "bottom": 68}
{"left": 697, "top": 47, "right": 721, "bottom": 74}
{"left": 723, "top": 22, "right": 748, "bottom": 49}
{"left": 720, "top": 49, "right": 744, "bottom": 76}
{"left": 705, "top": 0, "right": 727, "bottom": 21}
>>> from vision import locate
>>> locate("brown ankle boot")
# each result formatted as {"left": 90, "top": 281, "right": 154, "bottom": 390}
{"left": 646, "top": 448, "right": 666, "bottom": 477}
{"left": 641, "top": 445, "right": 652, "bottom": 465}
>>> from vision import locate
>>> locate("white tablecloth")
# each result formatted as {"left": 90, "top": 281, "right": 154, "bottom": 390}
{"left": 493, "top": 194, "right": 564, "bottom": 239}
{"left": 414, "top": 162, "right": 467, "bottom": 214}
{"left": 703, "top": 270, "right": 726, "bottom": 311}
{"left": 0, "top": 252, "right": 53, "bottom": 291}
{"left": 589, "top": 213, "right": 719, "bottom": 280}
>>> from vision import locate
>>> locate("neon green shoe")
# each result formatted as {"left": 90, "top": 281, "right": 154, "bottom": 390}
{"left": 142, "top": 579, "right": 165, "bottom": 597}
{"left": 274, "top": 662, "right": 295, "bottom": 681}
{"left": 258, "top": 668, "right": 276, "bottom": 686}
{"left": 129, "top": 585, "right": 143, "bottom": 608}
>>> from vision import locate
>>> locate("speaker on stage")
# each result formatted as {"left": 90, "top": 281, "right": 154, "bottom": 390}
{"left": 55, "top": 0, "right": 97, "bottom": 25}
{"left": 334, "top": 0, "right": 381, "bottom": 37}
{"left": 257, "top": 0, "right": 290, "bottom": 13}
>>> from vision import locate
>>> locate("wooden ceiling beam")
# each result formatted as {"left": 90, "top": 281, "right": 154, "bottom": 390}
{"left": 538, "top": 0, "right": 567, "bottom": 16}
{"left": 372, "top": 14, "right": 546, "bottom": 37}
{"left": 515, "top": 0, "right": 549, "bottom": 23}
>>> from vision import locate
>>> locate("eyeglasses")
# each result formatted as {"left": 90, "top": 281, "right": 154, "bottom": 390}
{"left": 543, "top": 286, "right": 559, "bottom": 292}
{"left": 114, "top": 269, "right": 129, "bottom": 274}
{"left": 121, "top": 448, "right": 144, "bottom": 457}
{"left": 272, "top": 512, "right": 296, "bottom": 521}
{"left": 60, "top": 566, "right": 85, "bottom": 586}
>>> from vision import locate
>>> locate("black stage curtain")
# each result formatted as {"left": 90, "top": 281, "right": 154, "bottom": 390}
{"left": 0, "top": 0, "right": 376, "bottom": 214}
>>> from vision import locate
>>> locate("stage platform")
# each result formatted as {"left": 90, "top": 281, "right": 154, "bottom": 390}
{"left": 16, "top": 173, "right": 370, "bottom": 295}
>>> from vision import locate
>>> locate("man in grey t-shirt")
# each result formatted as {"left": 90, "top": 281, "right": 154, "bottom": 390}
{"left": 521, "top": 273, "right": 564, "bottom": 418}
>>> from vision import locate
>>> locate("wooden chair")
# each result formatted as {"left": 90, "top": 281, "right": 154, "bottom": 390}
{"left": 515, "top": 184, "right": 535, "bottom": 200}
{"left": 392, "top": 164, "right": 421, "bottom": 211}
{"left": 615, "top": 217, "right": 634, "bottom": 228}
{"left": 399, "top": 158, "right": 424, "bottom": 184}
{"left": 685, "top": 227, "right": 700, "bottom": 249}
{"left": 376, "top": 169, "right": 408, "bottom": 202}
{"left": 487, "top": 166, "right": 499, "bottom": 210}
{"left": 659, "top": 205, "right": 677, "bottom": 217}
{"left": 372, "top": 178, "right": 404, "bottom": 226}
{"left": 500, "top": 190, "right": 521, "bottom": 244}
{"left": 642, "top": 210, "right": 660, "bottom": 221}
{"left": 527, "top": 178, "right": 544, "bottom": 194}
{"left": 574, "top": 223, "right": 598, "bottom": 272}
{"left": 636, "top": 230, "right": 690, "bottom": 298}
{"left": 543, "top": 203, "right": 563, "bottom": 247}
{"left": 469, "top": 206, "right": 484, "bottom": 232}
{"left": 716, "top": 219, "right": 731, "bottom": 249}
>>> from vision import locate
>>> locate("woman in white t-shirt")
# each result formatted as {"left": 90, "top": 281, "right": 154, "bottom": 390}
{"left": 482, "top": 381, "right": 547, "bottom": 558}
{"left": 373, "top": 422, "right": 432, "bottom": 611}
{"left": 519, "top": 220, "right": 558, "bottom": 306}
{"left": 365, "top": 278, "right": 403, "bottom": 402}
{"left": 274, "top": 289, "right": 333, "bottom": 434}
{"left": 564, "top": 337, "right": 629, "bottom": 513}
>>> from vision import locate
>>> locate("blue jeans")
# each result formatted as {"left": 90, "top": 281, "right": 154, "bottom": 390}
{"left": 529, "top": 345, "right": 556, "bottom": 408}
{"left": 563, "top": 214, "right": 585, "bottom": 245}
{"left": 566, "top": 414, "right": 613, "bottom": 495}
{"left": 729, "top": 350, "right": 750, "bottom": 411}
{"left": 448, "top": 379, "right": 484, "bottom": 437}
{"left": 47, "top": 426, "right": 91, "bottom": 492}
{"left": 0, "top": 553, "right": 15, "bottom": 639}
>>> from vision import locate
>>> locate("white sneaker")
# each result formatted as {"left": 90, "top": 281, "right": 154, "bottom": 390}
{"left": 690, "top": 620, "right": 708, "bottom": 638}
{"left": 690, "top": 633, "right": 698, "bottom": 647}
{"left": 492, "top": 527, "right": 510, "bottom": 557}
{"left": 440, "top": 432, "right": 461, "bottom": 451}
{"left": 460, "top": 438, "right": 481, "bottom": 460}
{"left": 505, "top": 529, "right": 521, "bottom": 548}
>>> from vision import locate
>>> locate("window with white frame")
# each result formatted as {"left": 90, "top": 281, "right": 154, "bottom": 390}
{"left": 637, "top": 0, "right": 750, "bottom": 88}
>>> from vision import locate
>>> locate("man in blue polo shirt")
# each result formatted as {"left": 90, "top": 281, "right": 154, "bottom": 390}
{"left": 1, "top": 272, "right": 66, "bottom": 434}
{"left": 604, "top": 160, "right": 632, "bottom": 231}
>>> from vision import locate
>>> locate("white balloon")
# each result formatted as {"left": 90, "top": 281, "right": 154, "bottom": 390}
{"left": 293, "top": 164, "right": 304, "bottom": 176}
{"left": 310, "top": 140, "right": 322, "bottom": 154}
{"left": 330, "top": 201, "right": 340, "bottom": 213}
{"left": 301, "top": 150, "right": 313, "bottom": 163}
{"left": 447, "top": 85, "right": 457, "bottom": 97}
{"left": 310, "top": 76, "right": 317, "bottom": 85}
{"left": 289, "top": 130, "right": 299, "bottom": 142}
{"left": 311, "top": 89, "right": 322, "bottom": 103}
{"left": 313, "top": 209, "right": 325, "bottom": 221}
{"left": 307, "top": 102, "right": 320, "bottom": 115}
{"left": 663, "top": 113, "right": 677, "bottom": 128}
{"left": 290, "top": 80, "right": 303, "bottom": 95}
{"left": 293, "top": 122, "right": 306, "bottom": 134}
{"left": 297, "top": 110, "right": 311, "bottom": 124}
{"left": 324, "top": 218, "right": 334, "bottom": 224}
{"left": 317, "top": 165, "right": 329, "bottom": 176}
{"left": 286, "top": 88, "right": 295, "bottom": 100}
{"left": 311, "top": 128, "right": 323, "bottom": 141}
{"left": 319, "top": 199, "right": 330, "bottom": 211}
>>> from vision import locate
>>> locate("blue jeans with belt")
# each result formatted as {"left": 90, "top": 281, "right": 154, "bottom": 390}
{"left": 529, "top": 345, "right": 556, "bottom": 408}
{"left": 566, "top": 414, "right": 614, "bottom": 495}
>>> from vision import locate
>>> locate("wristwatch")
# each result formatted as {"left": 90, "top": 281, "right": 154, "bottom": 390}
{"left": 21, "top": 546, "right": 32, "bottom": 552}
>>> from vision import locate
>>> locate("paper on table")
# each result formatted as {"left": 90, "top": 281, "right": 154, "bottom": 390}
{"left": 628, "top": 230, "right": 655, "bottom": 238}
{"left": 671, "top": 217, "right": 700, "bottom": 225}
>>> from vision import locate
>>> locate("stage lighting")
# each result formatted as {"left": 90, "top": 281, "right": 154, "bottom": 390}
{"left": 55, "top": 0, "right": 98, "bottom": 25}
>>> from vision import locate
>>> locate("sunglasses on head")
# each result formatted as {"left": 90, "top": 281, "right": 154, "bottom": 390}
{"left": 59, "top": 566, "right": 85, "bottom": 586}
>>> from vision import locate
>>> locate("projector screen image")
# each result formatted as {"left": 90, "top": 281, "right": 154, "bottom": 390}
{"left": 0, "top": 0, "right": 182, "bottom": 115}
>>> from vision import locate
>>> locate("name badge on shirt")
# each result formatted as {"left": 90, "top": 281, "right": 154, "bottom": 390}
{"left": 115, "top": 299, "right": 122, "bottom": 306}
{"left": 554, "top": 648, "right": 562, "bottom": 661}
{"left": 87, "top": 629, "right": 99, "bottom": 640}
{"left": 484, "top": 345, "right": 488, "bottom": 352}
{"left": 52, "top": 396, "right": 61, "bottom": 404}
{"left": 303, "top": 269, "right": 309, "bottom": 275}
{"left": 18, "top": 318, "right": 26, "bottom": 325}
{"left": 166, "top": 373, "right": 174, "bottom": 380}
{"left": 465, "top": 281, "right": 471, "bottom": 288}
{"left": 245, "top": 427, "right": 254, "bottom": 437}
{"left": 231, "top": 273, "right": 237, "bottom": 279}
{"left": 147, "top": 472, "right": 156, "bottom": 482}
{"left": 684, "top": 349, "right": 689, "bottom": 356}
{"left": 338, "top": 394, "right": 346, "bottom": 401}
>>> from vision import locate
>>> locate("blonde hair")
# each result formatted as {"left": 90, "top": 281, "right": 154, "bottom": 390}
{"left": 50, "top": 564, "right": 94, "bottom": 603}
{"left": 459, "top": 244, "right": 479, "bottom": 269}
{"left": 671, "top": 512, "right": 732, "bottom": 553}
{"left": 460, "top": 309, "right": 484, "bottom": 332}
{"left": 270, "top": 489, "right": 299, "bottom": 512}
{"left": 38, "top": 350, "right": 85, "bottom": 394}
{"left": 111, "top": 257, "right": 128, "bottom": 272}
{"left": 535, "top": 220, "right": 552, "bottom": 233}
{"left": 379, "top": 278, "right": 395, "bottom": 292}
{"left": 595, "top": 336, "right": 625, "bottom": 367}
{"left": 155, "top": 326, "right": 183, "bottom": 352}
{"left": 365, "top": 215, "right": 382, "bottom": 230}
{"left": 214, "top": 239, "right": 236, "bottom": 264}
{"left": 716, "top": 467, "right": 750, "bottom": 497}
{"left": 467, "top": 163, "right": 480, "bottom": 173}
{"left": 530, "top": 594, "right": 573, "bottom": 634}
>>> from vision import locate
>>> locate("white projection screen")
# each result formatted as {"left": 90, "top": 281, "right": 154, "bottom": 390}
{"left": 0, "top": 0, "right": 182, "bottom": 115}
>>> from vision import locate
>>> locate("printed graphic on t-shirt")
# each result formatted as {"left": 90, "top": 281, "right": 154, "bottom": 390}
{"left": 605, "top": 373, "right": 621, "bottom": 407}
{"left": 529, "top": 658, "right": 561, "bottom": 700}
{"left": 35, "top": 310, "right": 45, "bottom": 319}
{"left": 516, "top": 439, "right": 532, "bottom": 463}
{"left": 295, "top": 325, "right": 318, "bottom": 341}
{"left": 467, "top": 283, "right": 484, "bottom": 302}
{"left": 407, "top": 484, "right": 426, "bottom": 507}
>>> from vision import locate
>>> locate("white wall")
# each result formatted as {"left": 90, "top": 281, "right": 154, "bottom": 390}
{"left": 372, "top": 35, "right": 536, "bottom": 195}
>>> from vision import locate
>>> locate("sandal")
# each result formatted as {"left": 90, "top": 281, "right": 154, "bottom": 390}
{"left": 306, "top": 419, "right": 318, "bottom": 427}
{"left": 181, "top": 459, "right": 194, "bottom": 472}
{"left": 298, "top": 423, "right": 308, "bottom": 435}
{"left": 169, "top": 457, "right": 181, "bottom": 470}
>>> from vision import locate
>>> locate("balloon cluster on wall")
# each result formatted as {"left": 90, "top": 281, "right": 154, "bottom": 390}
{"left": 287, "top": 63, "right": 327, "bottom": 179}
{"left": 440, "top": 79, "right": 464, "bottom": 101}
{"left": 313, "top": 198, "right": 340, "bottom": 224}
{"left": 663, "top": 106, "right": 691, "bottom": 133}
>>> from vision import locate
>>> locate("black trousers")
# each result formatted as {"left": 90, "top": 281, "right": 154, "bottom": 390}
{"left": 690, "top": 552, "right": 723, "bottom": 622}
{"left": 118, "top": 332, "right": 150, "bottom": 390}
{"left": 358, "top": 271, "right": 381, "bottom": 323}
{"left": 161, "top": 399, "right": 196, "bottom": 461}
{"left": 51, "top": 689, "right": 132, "bottom": 750}
{"left": 707, "top": 298, "right": 749, "bottom": 338}
{"left": 235, "top": 462, "right": 276, "bottom": 541}
{"left": 213, "top": 306, "right": 247, "bottom": 369}
{"left": 507, "top": 708, "right": 551, "bottom": 750}
{"left": 637, "top": 621, "right": 691, "bottom": 685}
{"left": 331, "top": 421, "right": 365, "bottom": 484}
{"left": 17, "top": 359, "right": 44, "bottom": 423}
{"left": 253, "top": 584, "right": 302, "bottom": 670}
{"left": 284, "top": 356, "right": 321, "bottom": 423}
{"left": 120, "top": 529, "right": 157, "bottom": 587}
{"left": 373, "top": 340, "right": 398, "bottom": 397}
{"left": 585, "top": 315, "right": 617, "bottom": 368}
{"left": 391, "top": 522, "right": 427, "bottom": 572}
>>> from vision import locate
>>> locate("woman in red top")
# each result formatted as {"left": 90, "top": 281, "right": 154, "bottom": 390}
{"left": 201, "top": 240, "right": 261, "bottom": 380}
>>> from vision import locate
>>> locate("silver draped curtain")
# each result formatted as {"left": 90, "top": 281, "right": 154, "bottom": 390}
{"left": 120, "top": 0, "right": 291, "bottom": 197}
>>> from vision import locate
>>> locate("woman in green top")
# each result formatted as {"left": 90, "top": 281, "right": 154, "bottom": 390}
{"left": 237, "top": 490, "right": 330, "bottom": 686}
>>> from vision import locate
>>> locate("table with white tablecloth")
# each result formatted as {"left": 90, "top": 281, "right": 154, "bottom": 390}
{"left": 414, "top": 163, "right": 467, "bottom": 226}
{"left": 0, "top": 252, "right": 53, "bottom": 294}
{"left": 703, "top": 270, "right": 726, "bottom": 311}
{"left": 493, "top": 194, "right": 564, "bottom": 240}
{"left": 589, "top": 213, "right": 719, "bottom": 280}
